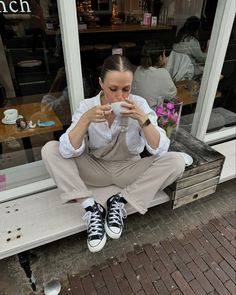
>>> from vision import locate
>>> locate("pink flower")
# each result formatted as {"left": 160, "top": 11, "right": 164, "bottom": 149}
{"left": 167, "top": 102, "right": 174, "bottom": 110}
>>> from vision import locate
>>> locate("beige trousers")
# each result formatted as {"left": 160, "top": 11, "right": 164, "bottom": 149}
{"left": 42, "top": 140, "right": 185, "bottom": 214}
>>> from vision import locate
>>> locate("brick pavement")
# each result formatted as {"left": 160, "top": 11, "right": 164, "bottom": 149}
{"left": 1, "top": 179, "right": 235, "bottom": 295}
{"left": 33, "top": 211, "right": 236, "bottom": 295}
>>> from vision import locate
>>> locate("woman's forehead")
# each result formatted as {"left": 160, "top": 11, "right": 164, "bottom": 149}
{"left": 104, "top": 70, "right": 133, "bottom": 82}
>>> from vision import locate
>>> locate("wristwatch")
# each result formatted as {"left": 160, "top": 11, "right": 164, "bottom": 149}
{"left": 141, "top": 118, "right": 151, "bottom": 128}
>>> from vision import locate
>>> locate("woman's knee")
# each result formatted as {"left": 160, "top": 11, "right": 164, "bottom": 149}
{"left": 41, "top": 140, "right": 59, "bottom": 160}
{"left": 160, "top": 152, "right": 185, "bottom": 176}
{"left": 168, "top": 152, "right": 185, "bottom": 176}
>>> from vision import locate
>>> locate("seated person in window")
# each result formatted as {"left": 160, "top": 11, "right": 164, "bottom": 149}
{"left": 132, "top": 43, "right": 177, "bottom": 110}
{"left": 42, "top": 55, "right": 185, "bottom": 253}
{"left": 172, "top": 16, "right": 207, "bottom": 78}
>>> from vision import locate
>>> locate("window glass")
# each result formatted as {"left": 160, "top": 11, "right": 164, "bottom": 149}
{"left": 0, "top": 0, "right": 71, "bottom": 190}
{"left": 77, "top": 0, "right": 217, "bottom": 133}
{"left": 206, "top": 15, "right": 236, "bottom": 138}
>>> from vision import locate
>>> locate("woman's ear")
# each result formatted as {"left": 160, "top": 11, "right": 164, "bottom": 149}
{"left": 99, "top": 77, "right": 103, "bottom": 89}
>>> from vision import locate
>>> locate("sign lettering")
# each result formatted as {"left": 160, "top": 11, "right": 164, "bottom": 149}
{"left": 0, "top": 0, "right": 31, "bottom": 13}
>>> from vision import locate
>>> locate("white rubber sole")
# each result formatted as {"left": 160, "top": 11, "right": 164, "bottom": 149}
{"left": 87, "top": 234, "right": 107, "bottom": 253}
{"left": 105, "top": 221, "right": 122, "bottom": 239}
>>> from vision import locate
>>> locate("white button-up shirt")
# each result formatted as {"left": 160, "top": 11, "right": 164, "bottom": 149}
{"left": 59, "top": 93, "right": 170, "bottom": 158}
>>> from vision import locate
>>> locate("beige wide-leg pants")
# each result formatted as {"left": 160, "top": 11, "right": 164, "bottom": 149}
{"left": 42, "top": 140, "right": 185, "bottom": 214}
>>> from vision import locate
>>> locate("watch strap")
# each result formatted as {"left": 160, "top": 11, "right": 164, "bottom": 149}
{"left": 141, "top": 118, "right": 151, "bottom": 128}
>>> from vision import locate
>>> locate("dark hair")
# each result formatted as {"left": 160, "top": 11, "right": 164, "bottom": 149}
{"left": 176, "top": 16, "right": 201, "bottom": 42}
{"left": 100, "top": 54, "right": 133, "bottom": 82}
{"left": 140, "top": 42, "right": 165, "bottom": 68}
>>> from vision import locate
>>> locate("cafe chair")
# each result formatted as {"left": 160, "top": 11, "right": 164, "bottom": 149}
{"left": 166, "top": 50, "right": 194, "bottom": 82}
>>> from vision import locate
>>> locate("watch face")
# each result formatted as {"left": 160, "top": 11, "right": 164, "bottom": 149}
{"left": 142, "top": 118, "right": 151, "bottom": 128}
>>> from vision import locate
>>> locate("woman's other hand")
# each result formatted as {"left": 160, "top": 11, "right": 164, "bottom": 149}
{"left": 121, "top": 98, "right": 148, "bottom": 127}
{"left": 81, "top": 104, "right": 111, "bottom": 124}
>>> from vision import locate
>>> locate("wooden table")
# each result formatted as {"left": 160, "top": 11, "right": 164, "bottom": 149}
{"left": 176, "top": 80, "right": 222, "bottom": 106}
{"left": 0, "top": 102, "right": 63, "bottom": 162}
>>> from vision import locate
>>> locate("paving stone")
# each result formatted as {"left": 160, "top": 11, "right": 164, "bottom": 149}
{"left": 189, "top": 279, "right": 207, "bottom": 295}
{"left": 170, "top": 238, "right": 192, "bottom": 264}
{"left": 155, "top": 244, "right": 177, "bottom": 273}
{"left": 184, "top": 243, "right": 208, "bottom": 272}
{"left": 101, "top": 267, "right": 121, "bottom": 295}
{"left": 126, "top": 251, "right": 142, "bottom": 271}
{"left": 187, "top": 261, "right": 214, "bottom": 293}
{"left": 135, "top": 267, "right": 158, "bottom": 294}
{"left": 171, "top": 270, "right": 195, "bottom": 295}
{"left": 120, "top": 260, "right": 142, "bottom": 293}
{"left": 217, "top": 246, "right": 236, "bottom": 271}
{"left": 201, "top": 253, "right": 229, "bottom": 283}
{"left": 224, "top": 280, "right": 236, "bottom": 295}
{"left": 143, "top": 243, "right": 159, "bottom": 262}
{"left": 214, "top": 231, "right": 236, "bottom": 257}
{"left": 97, "top": 286, "right": 109, "bottom": 295}
{"left": 90, "top": 268, "right": 106, "bottom": 289}
{"left": 153, "top": 279, "right": 170, "bottom": 295}
{"left": 68, "top": 274, "right": 85, "bottom": 295}
{"left": 153, "top": 259, "right": 178, "bottom": 292}
{"left": 81, "top": 275, "right": 97, "bottom": 295}
{"left": 170, "top": 252, "right": 194, "bottom": 282}
{"left": 181, "top": 232, "right": 207, "bottom": 255}
{"left": 200, "top": 226, "right": 221, "bottom": 248}
{"left": 116, "top": 277, "right": 133, "bottom": 295}
{"left": 137, "top": 251, "right": 160, "bottom": 282}
{"left": 160, "top": 239, "right": 175, "bottom": 254}
{"left": 204, "top": 269, "right": 231, "bottom": 295}
{"left": 210, "top": 219, "right": 235, "bottom": 242}
{"left": 219, "top": 261, "right": 236, "bottom": 284}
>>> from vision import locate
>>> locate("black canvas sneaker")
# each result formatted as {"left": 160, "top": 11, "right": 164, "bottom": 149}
{"left": 82, "top": 202, "right": 106, "bottom": 252}
{"left": 105, "top": 195, "right": 127, "bottom": 239}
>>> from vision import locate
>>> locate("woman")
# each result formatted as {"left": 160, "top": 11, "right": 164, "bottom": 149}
{"left": 42, "top": 55, "right": 185, "bottom": 253}
{"left": 132, "top": 43, "right": 177, "bottom": 109}
{"left": 173, "top": 16, "right": 207, "bottom": 77}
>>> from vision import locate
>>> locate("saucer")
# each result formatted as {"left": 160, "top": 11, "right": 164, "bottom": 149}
{"left": 2, "top": 115, "right": 23, "bottom": 125}
{"left": 178, "top": 152, "right": 193, "bottom": 166}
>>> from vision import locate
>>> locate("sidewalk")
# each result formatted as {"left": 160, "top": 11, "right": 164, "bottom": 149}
{"left": 0, "top": 179, "right": 235, "bottom": 295}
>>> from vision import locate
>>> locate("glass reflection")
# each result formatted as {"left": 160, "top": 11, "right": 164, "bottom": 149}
{"left": 0, "top": 1, "right": 71, "bottom": 174}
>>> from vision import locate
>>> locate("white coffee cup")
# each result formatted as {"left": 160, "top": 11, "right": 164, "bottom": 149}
{"left": 4, "top": 109, "right": 18, "bottom": 122}
{"left": 111, "top": 101, "right": 127, "bottom": 116}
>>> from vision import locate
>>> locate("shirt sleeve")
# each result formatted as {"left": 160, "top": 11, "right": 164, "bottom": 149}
{"left": 59, "top": 103, "right": 87, "bottom": 158}
{"left": 138, "top": 97, "right": 170, "bottom": 156}
{"left": 165, "top": 69, "right": 177, "bottom": 98}
{"left": 189, "top": 39, "right": 207, "bottom": 63}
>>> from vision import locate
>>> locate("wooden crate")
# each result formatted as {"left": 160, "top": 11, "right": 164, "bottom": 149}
{"left": 167, "top": 128, "right": 225, "bottom": 209}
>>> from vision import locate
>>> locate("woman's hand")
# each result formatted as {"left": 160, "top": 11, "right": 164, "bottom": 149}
{"left": 81, "top": 104, "right": 111, "bottom": 124}
{"left": 120, "top": 98, "right": 148, "bottom": 127}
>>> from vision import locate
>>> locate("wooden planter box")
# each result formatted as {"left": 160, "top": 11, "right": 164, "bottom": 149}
{"left": 167, "top": 128, "right": 225, "bottom": 209}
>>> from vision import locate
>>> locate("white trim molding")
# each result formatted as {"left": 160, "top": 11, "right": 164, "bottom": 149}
{"left": 57, "top": 0, "right": 84, "bottom": 112}
{"left": 191, "top": 0, "right": 236, "bottom": 141}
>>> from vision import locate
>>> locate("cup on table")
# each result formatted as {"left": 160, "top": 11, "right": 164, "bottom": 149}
{"left": 111, "top": 101, "right": 127, "bottom": 116}
{"left": 3, "top": 109, "right": 18, "bottom": 122}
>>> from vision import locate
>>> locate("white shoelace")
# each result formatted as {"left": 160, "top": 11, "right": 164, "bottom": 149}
{"left": 82, "top": 210, "right": 103, "bottom": 238}
{"left": 108, "top": 201, "right": 127, "bottom": 226}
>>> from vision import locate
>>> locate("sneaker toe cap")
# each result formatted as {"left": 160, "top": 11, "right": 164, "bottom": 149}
{"left": 109, "top": 226, "right": 121, "bottom": 234}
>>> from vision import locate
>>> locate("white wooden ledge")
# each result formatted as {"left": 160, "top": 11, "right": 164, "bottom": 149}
{"left": 0, "top": 185, "right": 169, "bottom": 260}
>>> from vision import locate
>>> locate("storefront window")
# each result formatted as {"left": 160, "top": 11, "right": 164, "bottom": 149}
{"left": 0, "top": 0, "right": 71, "bottom": 190}
{"left": 76, "top": 0, "right": 217, "bottom": 133}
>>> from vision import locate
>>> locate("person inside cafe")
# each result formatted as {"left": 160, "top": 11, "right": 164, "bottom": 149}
{"left": 41, "top": 54, "right": 185, "bottom": 253}
{"left": 132, "top": 42, "right": 177, "bottom": 110}
{"left": 172, "top": 16, "right": 207, "bottom": 78}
